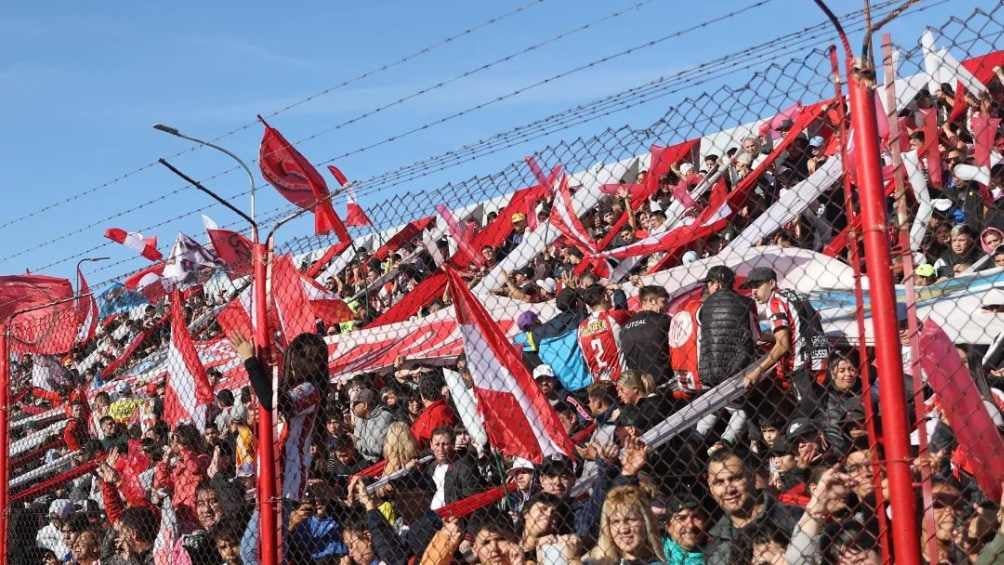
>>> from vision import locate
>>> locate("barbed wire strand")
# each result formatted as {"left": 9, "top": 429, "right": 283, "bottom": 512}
{"left": 0, "top": 0, "right": 547, "bottom": 233}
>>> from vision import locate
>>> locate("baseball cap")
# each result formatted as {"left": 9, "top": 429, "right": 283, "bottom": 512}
{"left": 539, "top": 455, "right": 574, "bottom": 477}
{"left": 511, "top": 212, "right": 526, "bottom": 223}
{"left": 679, "top": 163, "right": 695, "bottom": 176}
{"left": 682, "top": 250, "right": 700, "bottom": 265}
{"left": 769, "top": 436, "right": 794, "bottom": 456}
{"left": 49, "top": 499, "right": 74, "bottom": 520}
{"left": 517, "top": 311, "right": 541, "bottom": 331}
{"left": 809, "top": 135, "right": 825, "bottom": 149}
{"left": 507, "top": 457, "right": 535, "bottom": 477}
{"left": 915, "top": 263, "right": 936, "bottom": 278}
{"left": 532, "top": 364, "right": 556, "bottom": 380}
{"left": 703, "top": 265, "right": 736, "bottom": 287}
{"left": 740, "top": 267, "right": 777, "bottom": 288}
{"left": 786, "top": 418, "right": 819, "bottom": 442}
{"left": 931, "top": 198, "right": 954, "bottom": 213}
{"left": 537, "top": 278, "right": 557, "bottom": 294}
{"left": 665, "top": 494, "right": 704, "bottom": 516}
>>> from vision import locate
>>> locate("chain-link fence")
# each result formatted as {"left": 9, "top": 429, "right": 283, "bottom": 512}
{"left": 3, "top": 3, "right": 1004, "bottom": 565}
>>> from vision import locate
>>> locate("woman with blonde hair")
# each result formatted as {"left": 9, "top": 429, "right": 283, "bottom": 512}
{"left": 369, "top": 421, "right": 429, "bottom": 531}
{"left": 585, "top": 486, "right": 665, "bottom": 565}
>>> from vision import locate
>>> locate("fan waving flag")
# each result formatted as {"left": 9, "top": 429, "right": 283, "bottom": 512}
{"left": 164, "top": 290, "right": 216, "bottom": 431}
{"left": 445, "top": 267, "right": 575, "bottom": 463}
{"left": 436, "top": 204, "right": 484, "bottom": 268}
{"left": 74, "top": 268, "right": 98, "bottom": 346}
{"left": 163, "top": 233, "right": 223, "bottom": 287}
{"left": 258, "top": 117, "right": 351, "bottom": 242}
{"left": 104, "top": 228, "right": 162, "bottom": 261}
{"left": 328, "top": 165, "right": 372, "bottom": 227}
{"left": 548, "top": 175, "right": 610, "bottom": 277}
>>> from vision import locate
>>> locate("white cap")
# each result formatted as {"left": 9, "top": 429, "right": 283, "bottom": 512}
{"left": 981, "top": 287, "right": 1004, "bottom": 309}
{"left": 931, "top": 198, "right": 954, "bottom": 212}
{"left": 508, "top": 457, "right": 535, "bottom": 475}
{"left": 682, "top": 250, "right": 699, "bottom": 264}
{"left": 537, "top": 278, "right": 557, "bottom": 294}
{"left": 679, "top": 163, "right": 695, "bottom": 176}
{"left": 532, "top": 364, "right": 556, "bottom": 379}
{"left": 809, "top": 135, "right": 825, "bottom": 148}
{"left": 49, "top": 499, "right": 74, "bottom": 519}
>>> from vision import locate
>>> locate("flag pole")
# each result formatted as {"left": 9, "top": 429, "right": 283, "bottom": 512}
{"left": 154, "top": 157, "right": 279, "bottom": 565}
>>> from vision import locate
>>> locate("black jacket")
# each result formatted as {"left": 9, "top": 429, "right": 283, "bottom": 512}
{"left": 620, "top": 310, "right": 671, "bottom": 384}
{"left": 698, "top": 290, "right": 758, "bottom": 387}
{"left": 820, "top": 385, "right": 863, "bottom": 454}
{"left": 706, "top": 494, "right": 802, "bottom": 565}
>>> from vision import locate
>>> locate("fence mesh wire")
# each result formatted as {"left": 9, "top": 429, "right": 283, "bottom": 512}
{"left": 4, "top": 4, "right": 1004, "bottom": 565}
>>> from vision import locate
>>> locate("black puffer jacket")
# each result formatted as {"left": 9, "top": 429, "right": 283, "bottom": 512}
{"left": 698, "top": 290, "right": 758, "bottom": 387}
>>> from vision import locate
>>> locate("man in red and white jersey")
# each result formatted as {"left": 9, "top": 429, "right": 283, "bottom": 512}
{"left": 743, "top": 267, "right": 828, "bottom": 416}
{"left": 577, "top": 284, "right": 631, "bottom": 383}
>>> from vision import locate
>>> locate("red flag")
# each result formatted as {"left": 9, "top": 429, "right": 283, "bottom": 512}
{"left": 164, "top": 291, "right": 216, "bottom": 431}
{"left": 271, "top": 255, "right": 317, "bottom": 341}
{"left": 104, "top": 228, "right": 162, "bottom": 261}
{"left": 123, "top": 262, "right": 168, "bottom": 303}
{"left": 216, "top": 297, "right": 254, "bottom": 343}
{"left": 258, "top": 117, "right": 350, "bottom": 241}
{"left": 436, "top": 204, "right": 484, "bottom": 268}
{"left": 919, "top": 108, "right": 944, "bottom": 188}
{"left": 202, "top": 215, "right": 253, "bottom": 277}
{"left": 74, "top": 269, "right": 98, "bottom": 346}
{"left": 548, "top": 175, "right": 610, "bottom": 277}
{"left": 298, "top": 268, "right": 355, "bottom": 326}
{"left": 0, "top": 274, "right": 77, "bottom": 355}
{"left": 327, "top": 165, "right": 372, "bottom": 227}
{"left": 919, "top": 319, "right": 1004, "bottom": 501}
{"left": 641, "top": 180, "right": 734, "bottom": 273}
{"left": 372, "top": 217, "right": 435, "bottom": 261}
{"left": 521, "top": 157, "right": 561, "bottom": 231}
{"left": 304, "top": 239, "right": 352, "bottom": 280}
{"left": 445, "top": 267, "right": 575, "bottom": 462}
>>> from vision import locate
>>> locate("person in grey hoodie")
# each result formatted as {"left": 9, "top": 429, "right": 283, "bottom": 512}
{"left": 352, "top": 388, "right": 395, "bottom": 463}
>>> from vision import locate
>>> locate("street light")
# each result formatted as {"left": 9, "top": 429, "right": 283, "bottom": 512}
{"left": 152, "top": 123, "right": 259, "bottom": 223}
{"left": 74, "top": 256, "right": 109, "bottom": 291}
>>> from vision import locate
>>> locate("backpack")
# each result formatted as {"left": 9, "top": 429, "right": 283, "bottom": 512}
{"left": 776, "top": 289, "right": 830, "bottom": 368}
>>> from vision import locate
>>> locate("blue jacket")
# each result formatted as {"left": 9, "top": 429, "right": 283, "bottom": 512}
{"left": 663, "top": 537, "right": 705, "bottom": 565}
{"left": 289, "top": 515, "right": 347, "bottom": 561}
{"left": 530, "top": 311, "right": 590, "bottom": 391}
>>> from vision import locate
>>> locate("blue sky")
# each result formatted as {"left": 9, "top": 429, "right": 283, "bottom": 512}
{"left": 0, "top": 0, "right": 979, "bottom": 287}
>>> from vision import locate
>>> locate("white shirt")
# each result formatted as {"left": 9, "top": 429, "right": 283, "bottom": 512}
{"left": 430, "top": 463, "right": 449, "bottom": 510}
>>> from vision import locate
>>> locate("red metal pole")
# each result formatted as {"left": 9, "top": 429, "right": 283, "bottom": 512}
{"left": 848, "top": 65, "right": 921, "bottom": 565}
{"left": 0, "top": 325, "right": 9, "bottom": 563}
{"left": 253, "top": 241, "right": 279, "bottom": 565}
{"left": 827, "top": 46, "right": 892, "bottom": 564}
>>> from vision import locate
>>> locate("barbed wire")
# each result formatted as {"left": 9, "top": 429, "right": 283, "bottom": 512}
{"left": 0, "top": 0, "right": 548, "bottom": 234}
{"left": 76, "top": 0, "right": 941, "bottom": 287}
{"left": 9, "top": 0, "right": 777, "bottom": 270}
{"left": 43, "top": 0, "right": 934, "bottom": 282}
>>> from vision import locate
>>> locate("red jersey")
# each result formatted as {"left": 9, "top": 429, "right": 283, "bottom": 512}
{"left": 578, "top": 309, "right": 631, "bottom": 382}
{"left": 669, "top": 297, "right": 703, "bottom": 393}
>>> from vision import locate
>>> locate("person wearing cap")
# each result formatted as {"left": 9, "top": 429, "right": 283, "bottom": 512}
{"left": 660, "top": 495, "right": 708, "bottom": 564}
{"left": 533, "top": 364, "right": 591, "bottom": 423}
{"left": 37, "top": 499, "right": 74, "bottom": 560}
{"left": 352, "top": 387, "right": 395, "bottom": 463}
{"left": 934, "top": 223, "right": 981, "bottom": 279}
{"left": 697, "top": 266, "right": 760, "bottom": 390}
{"left": 915, "top": 263, "right": 937, "bottom": 287}
{"left": 513, "top": 311, "right": 544, "bottom": 368}
{"left": 743, "top": 266, "right": 827, "bottom": 417}
{"left": 501, "top": 458, "right": 537, "bottom": 519}
{"left": 621, "top": 285, "right": 672, "bottom": 386}
{"left": 498, "top": 212, "right": 528, "bottom": 259}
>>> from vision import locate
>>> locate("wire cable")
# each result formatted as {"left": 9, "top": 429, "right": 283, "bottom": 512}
{"left": 0, "top": 0, "right": 547, "bottom": 233}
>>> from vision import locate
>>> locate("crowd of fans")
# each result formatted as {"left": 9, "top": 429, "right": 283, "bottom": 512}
{"left": 3, "top": 58, "right": 1004, "bottom": 565}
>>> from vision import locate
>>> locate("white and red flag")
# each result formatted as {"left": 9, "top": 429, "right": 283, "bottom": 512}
{"left": 436, "top": 204, "right": 484, "bottom": 268}
{"left": 202, "top": 215, "right": 254, "bottom": 277}
{"left": 445, "top": 267, "right": 575, "bottom": 463}
{"left": 328, "top": 165, "right": 372, "bottom": 227}
{"left": 104, "top": 228, "right": 162, "bottom": 261}
{"left": 74, "top": 268, "right": 98, "bottom": 346}
{"left": 548, "top": 175, "right": 611, "bottom": 277}
{"left": 163, "top": 290, "right": 215, "bottom": 431}
{"left": 271, "top": 254, "right": 317, "bottom": 341}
